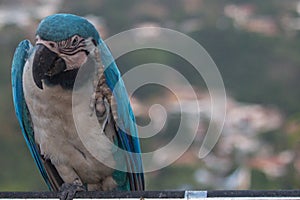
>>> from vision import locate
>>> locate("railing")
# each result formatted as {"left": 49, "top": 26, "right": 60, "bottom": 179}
{"left": 1, "top": 190, "right": 300, "bottom": 199}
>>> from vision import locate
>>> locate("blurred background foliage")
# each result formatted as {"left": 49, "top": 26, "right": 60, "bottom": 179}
{"left": 1, "top": 0, "right": 300, "bottom": 191}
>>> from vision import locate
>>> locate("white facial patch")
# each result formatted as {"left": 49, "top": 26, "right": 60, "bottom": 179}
{"left": 35, "top": 35, "right": 97, "bottom": 71}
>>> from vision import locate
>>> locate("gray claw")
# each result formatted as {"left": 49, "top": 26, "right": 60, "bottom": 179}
{"left": 59, "top": 180, "right": 86, "bottom": 200}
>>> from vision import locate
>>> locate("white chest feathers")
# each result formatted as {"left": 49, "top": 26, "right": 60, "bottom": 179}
{"left": 22, "top": 55, "right": 117, "bottom": 186}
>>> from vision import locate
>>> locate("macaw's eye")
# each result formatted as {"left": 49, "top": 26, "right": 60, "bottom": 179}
{"left": 49, "top": 42, "right": 55, "bottom": 48}
{"left": 92, "top": 39, "right": 97, "bottom": 46}
{"left": 71, "top": 36, "right": 79, "bottom": 46}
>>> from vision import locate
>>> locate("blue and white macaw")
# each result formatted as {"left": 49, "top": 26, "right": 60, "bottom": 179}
{"left": 11, "top": 13, "right": 144, "bottom": 195}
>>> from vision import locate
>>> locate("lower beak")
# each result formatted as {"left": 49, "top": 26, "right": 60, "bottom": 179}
{"left": 32, "top": 44, "right": 66, "bottom": 89}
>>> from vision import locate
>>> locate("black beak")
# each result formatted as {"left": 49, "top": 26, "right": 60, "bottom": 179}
{"left": 32, "top": 44, "right": 66, "bottom": 89}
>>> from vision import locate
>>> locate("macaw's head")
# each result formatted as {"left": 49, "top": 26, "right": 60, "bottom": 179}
{"left": 33, "top": 13, "right": 100, "bottom": 89}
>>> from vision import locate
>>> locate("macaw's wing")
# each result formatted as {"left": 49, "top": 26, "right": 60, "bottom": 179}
{"left": 11, "top": 40, "right": 63, "bottom": 191}
{"left": 98, "top": 39, "right": 145, "bottom": 191}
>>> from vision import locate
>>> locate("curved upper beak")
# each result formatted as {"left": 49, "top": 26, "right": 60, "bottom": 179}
{"left": 32, "top": 44, "right": 66, "bottom": 89}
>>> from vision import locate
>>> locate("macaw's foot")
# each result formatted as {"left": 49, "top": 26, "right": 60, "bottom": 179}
{"left": 59, "top": 179, "right": 86, "bottom": 200}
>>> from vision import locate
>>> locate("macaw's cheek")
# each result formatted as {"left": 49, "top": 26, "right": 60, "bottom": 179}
{"left": 65, "top": 51, "right": 88, "bottom": 70}
{"left": 33, "top": 44, "right": 66, "bottom": 89}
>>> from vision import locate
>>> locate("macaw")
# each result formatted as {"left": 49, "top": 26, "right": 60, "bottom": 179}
{"left": 11, "top": 13, "right": 144, "bottom": 197}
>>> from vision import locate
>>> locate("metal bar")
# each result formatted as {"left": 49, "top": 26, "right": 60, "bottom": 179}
{"left": 0, "top": 190, "right": 299, "bottom": 199}
{"left": 207, "top": 190, "right": 300, "bottom": 197}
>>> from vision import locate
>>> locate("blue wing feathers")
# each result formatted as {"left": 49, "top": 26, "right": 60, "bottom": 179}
{"left": 11, "top": 40, "right": 52, "bottom": 189}
{"left": 98, "top": 39, "right": 145, "bottom": 190}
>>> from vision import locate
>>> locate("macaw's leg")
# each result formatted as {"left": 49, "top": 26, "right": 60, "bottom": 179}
{"left": 87, "top": 176, "right": 117, "bottom": 191}
{"left": 59, "top": 178, "right": 86, "bottom": 200}
{"left": 101, "top": 176, "right": 117, "bottom": 191}
{"left": 55, "top": 165, "right": 86, "bottom": 200}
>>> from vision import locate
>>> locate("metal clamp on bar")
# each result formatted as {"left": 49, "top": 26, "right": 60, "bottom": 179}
{"left": 185, "top": 190, "right": 208, "bottom": 199}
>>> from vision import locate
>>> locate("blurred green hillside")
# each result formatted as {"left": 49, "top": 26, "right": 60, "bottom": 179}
{"left": 1, "top": 0, "right": 300, "bottom": 191}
